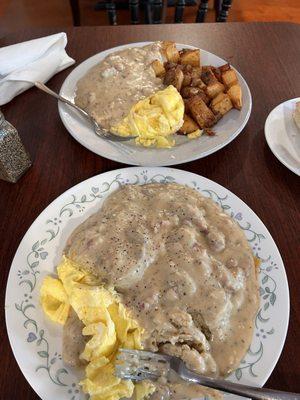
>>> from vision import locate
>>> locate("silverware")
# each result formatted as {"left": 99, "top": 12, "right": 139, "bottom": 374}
{"left": 34, "top": 82, "right": 136, "bottom": 142}
{"left": 116, "top": 349, "right": 300, "bottom": 400}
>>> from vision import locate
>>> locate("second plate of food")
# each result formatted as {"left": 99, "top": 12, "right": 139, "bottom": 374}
{"left": 6, "top": 167, "right": 289, "bottom": 400}
{"left": 59, "top": 42, "right": 252, "bottom": 166}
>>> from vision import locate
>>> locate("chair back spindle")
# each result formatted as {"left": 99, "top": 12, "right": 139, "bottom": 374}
{"left": 174, "top": 0, "right": 185, "bottom": 23}
{"left": 217, "top": 0, "right": 232, "bottom": 22}
{"left": 106, "top": 0, "right": 117, "bottom": 25}
{"left": 70, "top": 0, "right": 81, "bottom": 26}
{"left": 129, "top": 0, "right": 139, "bottom": 24}
{"left": 153, "top": 0, "right": 163, "bottom": 23}
{"left": 69, "top": 0, "right": 233, "bottom": 26}
{"left": 196, "top": 0, "right": 209, "bottom": 22}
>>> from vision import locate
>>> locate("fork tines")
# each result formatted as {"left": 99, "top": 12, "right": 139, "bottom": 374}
{"left": 115, "top": 349, "right": 171, "bottom": 381}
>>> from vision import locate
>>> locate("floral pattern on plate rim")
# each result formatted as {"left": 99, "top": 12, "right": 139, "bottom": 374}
{"left": 13, "top": 170, "right": 280, "bottom": 399}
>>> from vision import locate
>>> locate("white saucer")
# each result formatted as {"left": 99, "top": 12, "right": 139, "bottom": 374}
{"left": 265, "top": 98, "right": 300, "bottom": 176}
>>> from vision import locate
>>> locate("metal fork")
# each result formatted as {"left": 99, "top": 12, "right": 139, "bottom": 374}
{"left": 116, "top": 349, "right": 300, "bottom": 400}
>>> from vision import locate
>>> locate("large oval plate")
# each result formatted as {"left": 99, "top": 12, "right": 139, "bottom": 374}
{"left": 5, "top": 167, "right": 289, "bottom": 400}
{"left": 59, "top": 43, "right": 252, "bottom": 166}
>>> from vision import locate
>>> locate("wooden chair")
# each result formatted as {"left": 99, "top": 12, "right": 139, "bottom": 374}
{"left": 69, "top": 0, "right": 232, "bottom": 26}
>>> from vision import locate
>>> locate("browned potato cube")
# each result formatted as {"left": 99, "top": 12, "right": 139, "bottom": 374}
{"left": 211, "top": 66, "right": 222, "bottom": 81}
{"left": 206, "top": 81, "right": 225, "bottom": 99}
{"left": 197, "top": 91, "right": 210, "bottom": 105}
{"left": 181, "top": 86, "right": 202, "bottom": 99}
{"left": 164, "top": 66, "right": 184, "bottom": 92}
{"left": 178, "top": 114, "right": 199, "bottom": 134}
{"left": 151, "top": 60, "right": 166, "bottom": 77}
{"left": 182, "top": 86, "right": 210, "bottom": 104}
{"left": 190, "top": 68, "right": 205, "bottom": 88}
{"left": 211, "top": 93, "right": 233, "bottom": 115}
{"left": 227, "top": 84, "right": 242, "bottom": 110}
{"left": 191, "top": 77, "right": 205, "bottom": 88}
{"left": 182, "top": 64, "right": 193, "bottom": 73}
{"left": 182, "top": 72, "right": 192, "bottom": 87}
{"left": 164, "top": 61, "right": 177, "bottom": 70}
{"left": 162, "top": 41, "right": 180, "bottom": 63}
{"left": 201, "top": 68, "right": 218, "bottom": 86}
{"left": 180, "top": 49, "right": 200, "bottom": 67}
{"left": 183, "top": 98, "right": 190, "bottom": 113}
{"left": 191, "top": 66, "right": 202, "bottom": 75}
{"left": 219, "top": 63, "right": 231, "bottom": 73}
{"left": 201, "top": 66, "right": 213, "bottom": 73}
{"left": 221, "top": 68, "right": 238, "bottom": 88}
{"left": 187, "top": 96, "right": 217, "bottom": 128}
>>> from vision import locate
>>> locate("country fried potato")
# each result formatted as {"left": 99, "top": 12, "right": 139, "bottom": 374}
{"left": 151, "top": 60, "right": 166, "bottom": 77}
{"left": 164, "top": 66, "right": 184, "bottom": 91}
{"left": 164, "top": 61, "right": 177, "bottom": 70}
{"left": 211, "top": 93, "right": 233, "bottom": 115}
{"left": 221, "top": 66, "right": 238, "bottom": 88}
{"left": 187, "top": 96, "right": 216, "bottom": 128}
{"left": 162, "top": 41, "right": 180, "bottom": 63}
{"left": 181, "top": 87, "right": 210, "bottom": 104}
{"left": 227, "top": 83, "right": 242, "bottom": 110}
{"left": 219, "top": 63, "right": 231, "bottom": 73}
{"left": 178, "top": 114, "right": 200, "bottom": 134}
{"left": 206, "top": 81, "right": 225, "bottom": 99}
{"left": 179, "top": 49, "right": 200, "bottom": 68}
{"left": 182, "top": 72, "right": 192, "bottom": 87}
{"left": 201, "top": 68, "right": 218, "bottom": 86}
{"left": 181, "top": 86, "right": 202, "bottom": 99}
{"left": 211, "top": 66, "right": 222, "bottom": 82}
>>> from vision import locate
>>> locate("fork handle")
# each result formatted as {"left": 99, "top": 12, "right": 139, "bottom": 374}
{"left": 185, "top": 371, "right": 300, "bottom": 400}
{"left": 34, "top": 81, "right": 93, "bottom": 123}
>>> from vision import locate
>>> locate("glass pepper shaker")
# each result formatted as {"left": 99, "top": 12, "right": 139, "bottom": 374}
{"left": 0, "top": 110, "right": 32, "bottom": 183}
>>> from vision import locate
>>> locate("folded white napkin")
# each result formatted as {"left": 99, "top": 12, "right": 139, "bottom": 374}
{"left": 0, "top": 32, "right": 75, "bottom": 105}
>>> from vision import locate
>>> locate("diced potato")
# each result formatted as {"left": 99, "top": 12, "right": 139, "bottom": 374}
{"left": 227, "top": 84, "right": 242, "bottom": 110}
{"left": 187, "top": 96, "right": 217, "bottom": 128}
{"left": 164, "top": 61, "right": 177, "bottom": 70}
{"left": 183, "top": 98, "right": 190, "bottom": 113}
{"left": 178, "top": 114, "right": 199, "bottom": 134}
{"left": 211, "top": 66, "right": 222, "bottom": 82}
{"left": 162, "top": 41, "right": 180, "bottom": 63}
{"left": 219, "top": 63, "right": 231, "bottom": 73}
{"left": 191, "top": 66, "right": 202, "bottom": 75}
{"left": 187, "top": 129, "right": 202, "bottom": 139}
{"left": 180, "top": 49, "right": 200, "bottom": 68}
{"left": 182, "top": 64, "right": 193, "bottom": 73}
{"left": 191, "top": 77, "right": 204, "bottom": 88}
{"left": 181, "top": 86, "right": 202, "bottom": 99}
{"left": 190, "top": 68, "right": 206, "bottom": 89}
{"left": 211, "top": 93, "right": 233, "bottom": 115}
{"left": 181, "top": 86, "right": 209, "bottom": 104}
{"left": 164, "top": 67, "right": 184, "bottom": 92}
{"left": 182, "top": 72, "right": 192, "bottom": 87}
{"left": 206, "top": 81, "right": 225, "bottom": 99}
{"left": 201, "top": 68, "right": 218, "bottom": 86}
{"left": 151, "top": 60, "right": 166, "bottom": 77}
{"left": 221, "top": 68, "right": 238, "bottom": 88}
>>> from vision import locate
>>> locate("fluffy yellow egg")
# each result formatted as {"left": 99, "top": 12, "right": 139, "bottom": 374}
{"left": 111, "top": 85, "right": 184, "bottom": 148}
{"left": 40, "top": 256, "right": 154, "bottom": 400}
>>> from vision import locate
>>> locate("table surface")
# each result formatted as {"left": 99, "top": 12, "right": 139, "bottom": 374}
{"left": 0, "top": 22, "right": 299, "bottom": 399}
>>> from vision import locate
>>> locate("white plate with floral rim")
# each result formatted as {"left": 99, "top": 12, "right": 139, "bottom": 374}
{"left": 58, "top": 42, "right": 252, "bottom": 167}
{"left": 5, "top": 167, "right": 289, "bottom": 400}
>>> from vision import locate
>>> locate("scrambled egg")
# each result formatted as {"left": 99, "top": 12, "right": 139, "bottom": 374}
{"left": 40, "top": 256, "right": 155, "bottom": 400}
{"left": 111, "top": 85, "right": 184, "bottom": 148}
